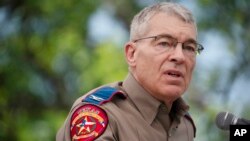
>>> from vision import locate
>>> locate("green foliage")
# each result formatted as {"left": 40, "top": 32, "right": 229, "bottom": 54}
{"left": 0, "top": 0, "right": 106, "bottom": 140}
{"left": 81, "top": 42, "right": 127, "bottom": 92}
{"left": 196, "top": 0, "right": 250, "bottom": 105}
{"left": 1, "top": 0, "right": 250, "bottom": 141}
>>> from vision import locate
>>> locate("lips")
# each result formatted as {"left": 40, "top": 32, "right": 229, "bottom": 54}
{"left": 168, "top": 72, "right": 181, "bottom": 77}
{"left": 164, "top": 70, "right": 183, "bottom": 78}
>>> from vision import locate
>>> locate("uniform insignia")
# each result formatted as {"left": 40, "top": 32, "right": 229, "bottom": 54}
{"left": 83, "top": 86, "right": 126, "bottom": 105}
{"left": 70, "top": 104, "right": 108, "bottom": 141}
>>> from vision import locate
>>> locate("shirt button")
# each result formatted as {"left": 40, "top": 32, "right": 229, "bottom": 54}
{"left": 160, "top": 105, "right": 168, "bottom": 112}
{"left": 169, "top": 133, "right": 172, "bottom": 137}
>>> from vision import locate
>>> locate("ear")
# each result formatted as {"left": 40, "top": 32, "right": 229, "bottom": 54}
{"left": 125, "top": 41, "right": 137, "bottom": 67}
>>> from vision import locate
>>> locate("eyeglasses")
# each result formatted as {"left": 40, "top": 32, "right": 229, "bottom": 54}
{"left": 133, "top": 34, "right": 204, "bottom": 57}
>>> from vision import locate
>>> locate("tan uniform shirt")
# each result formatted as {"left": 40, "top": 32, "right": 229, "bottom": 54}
{"left": 57, "top": 73, "right": 196, "bottom": 141}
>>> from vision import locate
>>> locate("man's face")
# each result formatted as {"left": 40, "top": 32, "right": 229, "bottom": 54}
{"left": 125, "top": 13, "right": 197, "bottom": 103}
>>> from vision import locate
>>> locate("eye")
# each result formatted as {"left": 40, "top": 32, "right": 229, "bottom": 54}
{"left": 183, "top": 43, "right": 196, "bottom": 52}
{"left": 155, "top": 37, "right": 173, "bottom": 48}
{"left": 158, "top": 41, "right": 171, "bottom": 47}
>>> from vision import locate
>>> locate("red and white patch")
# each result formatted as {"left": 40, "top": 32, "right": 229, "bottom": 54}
{"left": 70, "top": 104, "right": 108, "bottom": 141}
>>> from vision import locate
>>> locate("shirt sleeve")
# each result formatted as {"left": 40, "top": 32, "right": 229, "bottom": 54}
{"left": 95, "top": 125, "right": 117, "bottom": 141}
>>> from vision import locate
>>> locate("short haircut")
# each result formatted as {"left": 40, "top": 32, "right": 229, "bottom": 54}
{"left": 130, "top": 2, "right": 196, "bottom": 40}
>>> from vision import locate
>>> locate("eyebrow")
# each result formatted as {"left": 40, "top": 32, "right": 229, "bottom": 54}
{"left": 157, "top": 33, "right": 173, "bottom": 39}
{"left": 184, "top": 38, "right": 197, "bottom": 44}
{"left": 157, "top": 33, "right": 197, "bottom": 43}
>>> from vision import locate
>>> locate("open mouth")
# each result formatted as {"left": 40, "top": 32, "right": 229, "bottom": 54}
{"left": 165, "top": 70, "right": 183, "bottom": 78}
{"left": 168, "top": 72, "right": 181, "bottom": 77}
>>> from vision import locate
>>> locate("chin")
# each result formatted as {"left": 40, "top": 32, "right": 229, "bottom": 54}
{"left": 161, "top": 87, "right": 183, "bottom": 97}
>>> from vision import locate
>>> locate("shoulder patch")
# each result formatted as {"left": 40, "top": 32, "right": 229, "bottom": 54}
{"left": 184, "top": 112, "right": 196, "bottom": 137}
{"left": 83, "top": 86, "right": 126, "bottom": 105}
{"left": 70, "top": 104, "right": 108, "bottom": 141}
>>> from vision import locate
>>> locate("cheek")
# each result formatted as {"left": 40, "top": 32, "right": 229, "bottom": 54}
{"left": 186, "top": 60, "right": 196, "bottom": 83}
{"left": 134, "top": 50, "right": 161, "bottom": 82}
{"left": 135, "top": 48, "right": 156, "bottom": 67}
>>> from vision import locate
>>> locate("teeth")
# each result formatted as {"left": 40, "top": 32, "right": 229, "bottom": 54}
{"left": 168, "top": 72, "right": 179, "bottom": 77}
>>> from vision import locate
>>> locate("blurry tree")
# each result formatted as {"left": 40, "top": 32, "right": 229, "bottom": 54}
{"left": 1, "top": 0, "right": 250, "bottom": 141}
{"left": 0, "top": 0, "right": 127, "bottom": 140}
{"left": 192, "top": 0, "right": 250, "bottom": 141}
{"left": 197, "top": 0, "right": 250, "bottom": 100}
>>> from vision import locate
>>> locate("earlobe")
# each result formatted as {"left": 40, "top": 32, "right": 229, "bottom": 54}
{"left": 125, "top": 42, "right": 136, "bottom": 66}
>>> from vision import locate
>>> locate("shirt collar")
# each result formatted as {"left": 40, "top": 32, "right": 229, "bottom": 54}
{"left": 122, "top": 73, "right": 161, "bottom": 124}
{"left": 122, "top": 73, "right": 190, "bottom": 124}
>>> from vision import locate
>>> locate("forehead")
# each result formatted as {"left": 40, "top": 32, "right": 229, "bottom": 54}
{"left": 146, "top": 13, "right": 197, "bottom": 41}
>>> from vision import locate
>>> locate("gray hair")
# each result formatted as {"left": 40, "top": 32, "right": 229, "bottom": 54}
{"left": 130, "top": 2, "right": 196, "bottom": 40}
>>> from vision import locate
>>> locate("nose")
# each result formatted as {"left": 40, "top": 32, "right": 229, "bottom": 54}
{"left": 169, "top": 43, "right": 185, "bottom": 64}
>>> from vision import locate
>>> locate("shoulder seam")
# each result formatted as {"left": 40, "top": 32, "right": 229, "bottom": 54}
{"left": 184, "top": 113, "right": 196, "bottom": 137}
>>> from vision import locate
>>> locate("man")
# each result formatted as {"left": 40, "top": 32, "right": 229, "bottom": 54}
{"left": 57, "top": 2, "right": 204, "bottom": 141}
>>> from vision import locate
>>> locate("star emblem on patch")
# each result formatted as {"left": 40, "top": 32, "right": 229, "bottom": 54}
{"left": 70, "top": 104, "right": 108, "bottom": 141}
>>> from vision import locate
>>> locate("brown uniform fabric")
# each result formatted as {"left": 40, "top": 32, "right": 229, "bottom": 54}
{"left": 56, "top": 73, "right": 195, "bottom": 141}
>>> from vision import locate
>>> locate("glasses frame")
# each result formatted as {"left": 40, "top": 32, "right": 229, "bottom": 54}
{"left": 133, "top": 34, "right": 204, "bottom": 55}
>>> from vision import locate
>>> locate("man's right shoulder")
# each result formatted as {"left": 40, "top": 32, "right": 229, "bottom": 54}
{"left": 82, "top": 86, "right": 127, "bottom": 105}
{"left": 68, "top": 86, "right": 127, "bottom": 141}
{"left": 72, "top": 85, "right": 127, "bottom": 108}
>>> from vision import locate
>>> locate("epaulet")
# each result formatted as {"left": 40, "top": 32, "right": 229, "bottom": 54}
{"left": 82, "top": 86, "right": 126, "bottom": 105}
{"left": 184, "top": 112, "right": 196, "bottom": 137}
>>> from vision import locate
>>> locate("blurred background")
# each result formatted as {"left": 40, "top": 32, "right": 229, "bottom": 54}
{"left": 0, "top": 0, "right": 250, "bottom": 140}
